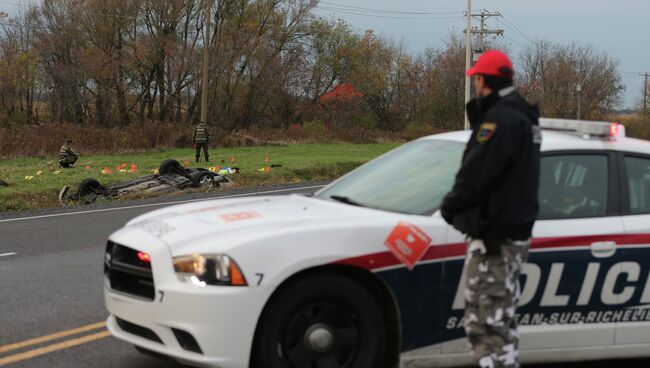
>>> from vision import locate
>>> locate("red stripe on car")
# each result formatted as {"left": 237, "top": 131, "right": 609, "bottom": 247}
{"left": 335, "top": 234, "right": 650, "bottom": 271}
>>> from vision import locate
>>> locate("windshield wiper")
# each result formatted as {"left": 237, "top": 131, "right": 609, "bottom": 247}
{"left": 329, "top": 195, "right": 365, "bottom": 207}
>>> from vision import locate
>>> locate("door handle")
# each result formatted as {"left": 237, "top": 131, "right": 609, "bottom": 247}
{"left": 590, "top": 241, "right": 617, "bottom": 258}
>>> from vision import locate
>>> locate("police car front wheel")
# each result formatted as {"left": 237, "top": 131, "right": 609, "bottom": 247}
{"left": 251, "top": 273, "right": 394, "bottom": 368}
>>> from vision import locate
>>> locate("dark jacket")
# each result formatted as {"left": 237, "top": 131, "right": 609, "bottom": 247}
{"left": 440, "top": 87, "right": 541, "bottom": 251}
{"left": 193, "top": 123, "right": 211, "bottom": 144}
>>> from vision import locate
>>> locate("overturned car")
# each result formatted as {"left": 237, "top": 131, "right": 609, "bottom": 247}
{"left": 59, "top": 159, "right": 232, "bottom": 205}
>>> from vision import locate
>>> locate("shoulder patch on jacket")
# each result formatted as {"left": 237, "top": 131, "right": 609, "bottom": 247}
{"left": 476, "top": 122, "right": 496, "bottom": 143}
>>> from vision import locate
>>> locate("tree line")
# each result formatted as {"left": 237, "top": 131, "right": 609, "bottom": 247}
{"left": 0, "top": 0, "right": 626, "bottom": 132}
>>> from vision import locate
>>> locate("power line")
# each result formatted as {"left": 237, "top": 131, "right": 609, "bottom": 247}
{"left": 0, "top": 2, "right": 205, "bottom": 26}
{"left": 500, "top": 16, "right": 535, "bottom": 42}
{"left": 319, "top": 1, "right": 463, "bottom": 16}
{"left": 0, "top": 1, "right": 461, "bottom": 25}
{"left": 0, "top": 0, "right": 462, "bottom": 23}
{"left": 316, "top": 6, "right": 462, "bottom": 20}
{"left": 503, "top": 35, "right": 527, "bottom": 48}
{"left": 499, "top": 15, "right": 538, "bottom": 46}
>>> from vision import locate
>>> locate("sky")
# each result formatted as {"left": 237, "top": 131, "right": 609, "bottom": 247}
{"left": 313, "top": 0, "right": 650, "bottom": 109}
{"left": 0, "top": 1, "right": 647, "bottom": 108}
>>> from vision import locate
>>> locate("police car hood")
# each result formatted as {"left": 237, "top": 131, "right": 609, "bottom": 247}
{"left": 124, "top": 194, "right": 390, "bottom": 255}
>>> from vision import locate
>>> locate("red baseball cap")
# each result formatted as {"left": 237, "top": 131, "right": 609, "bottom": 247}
{"left": 466, "top": 50, "right": 514, "bottom": 78}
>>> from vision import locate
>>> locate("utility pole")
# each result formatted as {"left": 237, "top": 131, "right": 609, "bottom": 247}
{"left": 464, "top": 0, "right": 472, "bottom": 130}
{"left": 576, "top": 84, "right": 582, "bottom": 120}
{"left": 642, "top": 72, "right": 649, "bottom": 124}
{"left": 463, "top": 6, "right": 504, "bottom": 130}
{"left": 200, "top": 0, "right": 213, "bottom": 125}
{"left": 576, "top": 67, "right": 584, "bottom": 120}
{"left": 474, "top": 10, "right": 503, "bottom": 61}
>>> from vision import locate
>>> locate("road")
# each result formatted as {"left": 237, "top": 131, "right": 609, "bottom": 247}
{"left": 0, "top": 183, "right": 324, "bottom": 368}
{"left": 0, "top": 183, "right": 649, "bottom": 368}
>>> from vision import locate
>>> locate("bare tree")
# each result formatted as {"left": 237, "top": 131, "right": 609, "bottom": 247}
{"left": 518, "top": 41, "right": 624, "bottom": 120}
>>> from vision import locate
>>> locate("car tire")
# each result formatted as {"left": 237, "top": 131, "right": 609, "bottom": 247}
{"left": 251, "top": 273, "right": 394, "bottom": 368}
{"left": 158, "top": 159, "right": 183, "bottom": 175}
{"left": 191, "top": 171, "right": 217, "bottom": 189}
{"left": 78, "top": 178, "right": 103, "bottom": 196}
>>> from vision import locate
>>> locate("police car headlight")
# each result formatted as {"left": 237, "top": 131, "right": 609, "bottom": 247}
{"left": 173, "top": 254, "right": 247, "bottom": 286}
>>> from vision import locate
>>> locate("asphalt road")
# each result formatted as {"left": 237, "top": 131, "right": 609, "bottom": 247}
{"left": 0, "top": 183, "right": 649, "bottom": 368}
{"left": 0, "top": 183, "right": 325, "bottom": 368}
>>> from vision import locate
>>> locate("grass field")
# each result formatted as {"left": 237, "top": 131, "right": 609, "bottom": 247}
{"left": 0, "top": 143, "right": 401, "bottom": 212}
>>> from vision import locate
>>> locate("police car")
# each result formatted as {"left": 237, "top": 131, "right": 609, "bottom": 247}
{"left": 104, "top": 118, "right": 650, "bottom": 368}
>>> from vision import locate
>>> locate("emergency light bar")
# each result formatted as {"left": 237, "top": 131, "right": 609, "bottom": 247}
{"left": 539, "top": 118, "right": 626, "bottom": 138}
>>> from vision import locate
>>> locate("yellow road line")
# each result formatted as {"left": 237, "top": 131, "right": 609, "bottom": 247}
{"left": 0, "top": 330, "right": 111, "bottom": 366}
{"left": 0, "top": 321, "right": 106, "bottom": 354}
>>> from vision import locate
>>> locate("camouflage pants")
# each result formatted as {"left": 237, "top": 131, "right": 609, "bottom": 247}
{"left": 195, "top": 143, "right": 209, "bottom": 162}
{"left": 59, "top": 155, "right": 78, "bottom": 167}
{"left": 464, "top": 238, "right": 530, "bottom": 368}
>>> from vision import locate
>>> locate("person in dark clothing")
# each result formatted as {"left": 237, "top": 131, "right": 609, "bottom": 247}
{"left": 193, "top": 122, "right": 212, "bottom": 162}
{"left": 59, "top": 140, "right": 79, "bottom": 168}
{"left": 440, "top": 50, "right": 541, "bottom": 368}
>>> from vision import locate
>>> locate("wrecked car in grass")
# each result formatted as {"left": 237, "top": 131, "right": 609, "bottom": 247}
{"left": 59, "top": 159, "right": 233, "bottom": 205}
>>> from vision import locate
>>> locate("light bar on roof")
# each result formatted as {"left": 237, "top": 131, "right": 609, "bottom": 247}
{"left": 539, "top": 118, "right": 626, "bottom": 138}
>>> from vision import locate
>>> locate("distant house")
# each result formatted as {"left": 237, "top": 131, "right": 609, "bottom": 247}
{"left": 319, "top": 83, "right": 363, "bottom": 103}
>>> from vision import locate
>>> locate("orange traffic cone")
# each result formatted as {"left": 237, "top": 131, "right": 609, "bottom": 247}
{"left": 115, "top": 165, "right": 121, "bottom": 171}
{"left": 130, "top": 163, "right": 137, "bottom": 173}
{"left": 183, "top": 160, "right": 190, "bottom": 167}
{"left": 103, "top": 166, "right": 111, "bottom": 175}
{"left": 121, "top": 163, "right": 128, "bottom": 168}
{"left": 264, "top": 166, "right": 270, "bottom": 172}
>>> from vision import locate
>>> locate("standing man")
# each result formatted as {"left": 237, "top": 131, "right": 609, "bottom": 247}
{"left": 193, "top": 121, "right": 212, "bottom": 162}
{"left": 440, "top": 50, "right": 541, "bottom": 368}
{"left": 59, "top": 139, "right": 80, "bottom": 168}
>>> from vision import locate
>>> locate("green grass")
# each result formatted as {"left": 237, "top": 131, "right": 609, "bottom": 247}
{"left": 0, "top": 143, "right": 401, "bottom": 212}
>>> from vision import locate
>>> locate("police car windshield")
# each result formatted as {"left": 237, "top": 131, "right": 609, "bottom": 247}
{"left": 317, "top": 139, "right": 464, "bottom": 215}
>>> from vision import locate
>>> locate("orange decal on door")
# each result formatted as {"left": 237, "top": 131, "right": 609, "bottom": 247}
{"left": 384, "top": 222, "right": 432, "bottom": 270}
{"left": 220, "top": 211, "right": 261, "bottom": 222}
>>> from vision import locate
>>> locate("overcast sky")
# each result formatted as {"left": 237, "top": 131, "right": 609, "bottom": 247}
{"left": 313, "top": 0, "right": 649, "bottom": 109}
{"left": 0, "top": 1, "right": 646, "bottom": 108}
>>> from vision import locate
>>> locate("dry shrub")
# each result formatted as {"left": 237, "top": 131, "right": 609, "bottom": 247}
{"left": 220, "top": 130, "right": 271, "bottom": 148}
{"left": 613, "top": 114, "right": 650, "bottom": 141}
{"left": 246, "top": 125, "right": 277, "bottom": 141}
{"left": 284, "top": 124, "right": 309, "bottom": 141}
{"left": 0, "top": 122, "right": 193, "bottom": 157}
{"left": 302, "top": 120, "right": 328, "bottom": 141}
{"left": 397, "top": 122, "right": 444, "bottom": 141}
{"left": 0, "top": 120, "right": 446, "bottom": 158}
{"left": 331, "top": 127, "right": 380, "bottom": 144}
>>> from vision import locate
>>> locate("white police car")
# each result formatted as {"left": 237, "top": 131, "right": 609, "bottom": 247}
{"left": 104, "top": 119, "right": 650, "bottom": 368}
